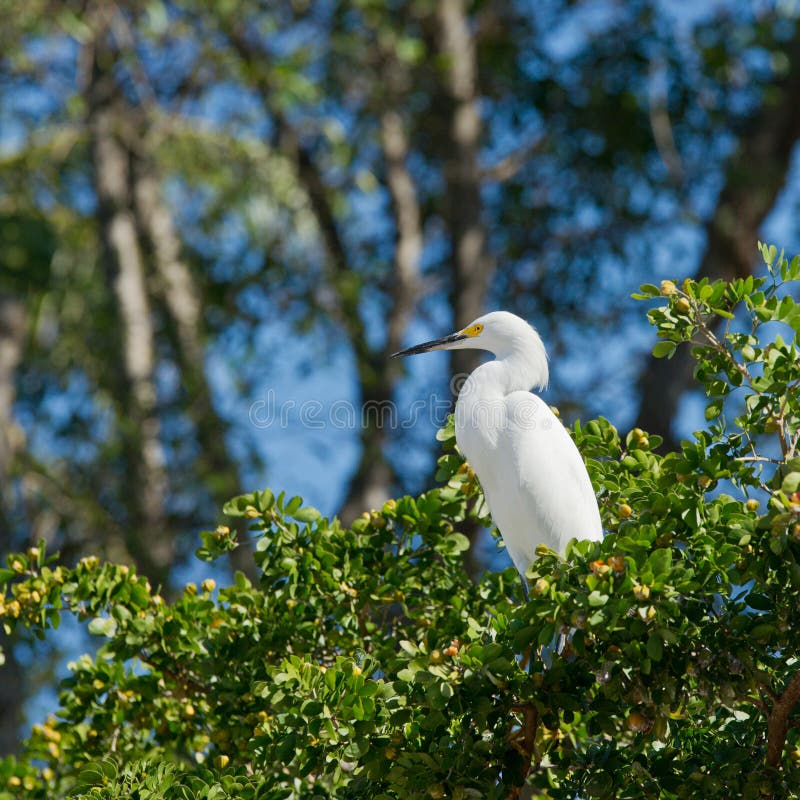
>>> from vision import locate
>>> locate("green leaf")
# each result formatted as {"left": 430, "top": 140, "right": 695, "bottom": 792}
{"left": 646, "top": 633, "right": 663, "bottom": 662}
{"left": 436, "top": 533, "right": 470, "bottom": 554}
{"left": 587, "top": 591, "right": 608, "bottom": 607}
{"left": 782, "top": 472, "right": 800, "bottom": 494}
{"left": 257, "top": 488, "right": 275, "bottom": 509}
{"left": 87, "top": 616, "right": 117, "bottom": 637}
{"left": 647, "top": 549, "right": 671, "bottom": 576}
{"left": 746, "top": 593, "right": 772, "bottom": 611}
{"left": 652, "top": 341, "right": 677, "bottom": 359}
{"left": 638, "top": 283, "right": 661, "bottom": 296}
{"left": 292, "top": 506, "right": 321, "bottom": 523}
{"left": 285, "top": 495, "right": 303, "bottom": 515}
{"left": 222, "top": 494, "right": 255, "bottom": 517}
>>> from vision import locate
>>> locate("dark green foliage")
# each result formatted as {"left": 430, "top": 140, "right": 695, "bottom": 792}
{"left": 2, "top": 247, "right": 800, "bottom": 797}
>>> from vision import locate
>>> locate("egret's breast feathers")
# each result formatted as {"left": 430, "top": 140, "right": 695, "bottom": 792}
{"left": 456, "top": 390, "right": 602, "bottom": 573}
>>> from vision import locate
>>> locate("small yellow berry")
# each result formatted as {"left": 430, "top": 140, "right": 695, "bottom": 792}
{"left": 619, "top": 503, "right": 633, "bottom": 519}
{"left": 633, "top": 584, "right": 650, "bottom": 601}
{"left": 676, "top": 297, "right": 691, "bottom": 314}
{"left": 42, "top": 725, "right": 59, "bottom": 743}
{"left": 626, "top": 711, "right": 650, "bottom": 732}
{"left": 184, "top": 583, "right": 197, "bottom": 595}
{"left": 660, "top": 280, "right": 677, "bottom": 296}
{"left": 745, "top": 499, "right": 759, "bottom": 512}
{"left": 214, "top": 754, "right": 230, "bottom": 769}
{"left": 201, "top": 579, "right": 216, "bottom": 593}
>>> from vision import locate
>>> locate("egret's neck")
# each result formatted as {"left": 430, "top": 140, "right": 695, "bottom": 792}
{"left": 460, "top": 344, "right": 548, "bottom": 403}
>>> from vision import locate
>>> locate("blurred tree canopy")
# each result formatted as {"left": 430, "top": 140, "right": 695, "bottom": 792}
{"left": 1, "top": 0, "right": 800, "bottom": 749}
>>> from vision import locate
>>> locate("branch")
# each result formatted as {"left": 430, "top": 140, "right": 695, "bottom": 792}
{"left": 480, "top": 135, "right": 545, "bottom": 183}
{"left": 507, "top": 702, "right": 540, "bottom": 798}
{"left": 648, "top": 58, "right": 684, "bottom": 185}
{"left": 766, "top": 671, "right": 800, "bottom": 770}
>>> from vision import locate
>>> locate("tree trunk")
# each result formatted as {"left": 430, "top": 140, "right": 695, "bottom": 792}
{"left": 635, "top": 39, "right": 800, "bottom": 448}
{"left": 0, "top": 296, "right": 24, "bottom": 529}
{"left": 85, "top": 14, "right": 172, "bottom": 585}
{"left": 437, "top": 0, "right": 494, "bottom": 386}
{"left": 226, "top": 29, "right": 415, "bottom": 524}
{"left": 338, "top": 107, "right": 423, "bottom": 523}
{"left": 131, "top": 162, "right": 257, "bottom": 580}
{"left": 436, "top": 0, "right": 494, "bottom": 578}
{"left": 0, "top": 295, "right": 26, "bottom": 754}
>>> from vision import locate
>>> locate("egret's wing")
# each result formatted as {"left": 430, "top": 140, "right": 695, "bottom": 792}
{"left": 479, "top": 392, "right": 602, "bottom": 575}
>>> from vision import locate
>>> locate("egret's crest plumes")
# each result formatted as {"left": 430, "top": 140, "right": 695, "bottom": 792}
{"left": 394, "top": 311, "right": 602, "bottom": 595}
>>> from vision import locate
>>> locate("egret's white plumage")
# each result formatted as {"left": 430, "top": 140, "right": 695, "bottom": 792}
{"left": 393, "top": 311, "right": 603, "bottom": 586}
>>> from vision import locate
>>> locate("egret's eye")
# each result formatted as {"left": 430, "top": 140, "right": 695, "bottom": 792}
{"left": 463, "top": 323, "right": 484, "bottom": 338}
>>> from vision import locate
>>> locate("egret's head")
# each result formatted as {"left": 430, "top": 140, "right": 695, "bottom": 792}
{"left": 392, "top": 311, "right": 546, "bottom": 361}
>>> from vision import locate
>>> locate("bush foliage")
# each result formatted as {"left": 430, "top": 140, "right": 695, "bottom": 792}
{"left": 2, "top": 244, "right": 800, "bottom": 799}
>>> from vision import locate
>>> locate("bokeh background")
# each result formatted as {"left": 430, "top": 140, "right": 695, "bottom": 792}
{"left": 1, "top": 0, "right": 799, "bottom": 751}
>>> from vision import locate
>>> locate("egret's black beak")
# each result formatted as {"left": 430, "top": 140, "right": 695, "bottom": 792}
{"left": 391, "top": 332, "right": 468, "bottom": 357}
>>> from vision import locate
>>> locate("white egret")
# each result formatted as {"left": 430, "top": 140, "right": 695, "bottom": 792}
{"left": 393, "top": 311, "right": 603, "bottom": 594}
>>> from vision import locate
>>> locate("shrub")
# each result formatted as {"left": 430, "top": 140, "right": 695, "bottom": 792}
{"left": 2, "top": 244, "right": 800, "bottom": 799}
